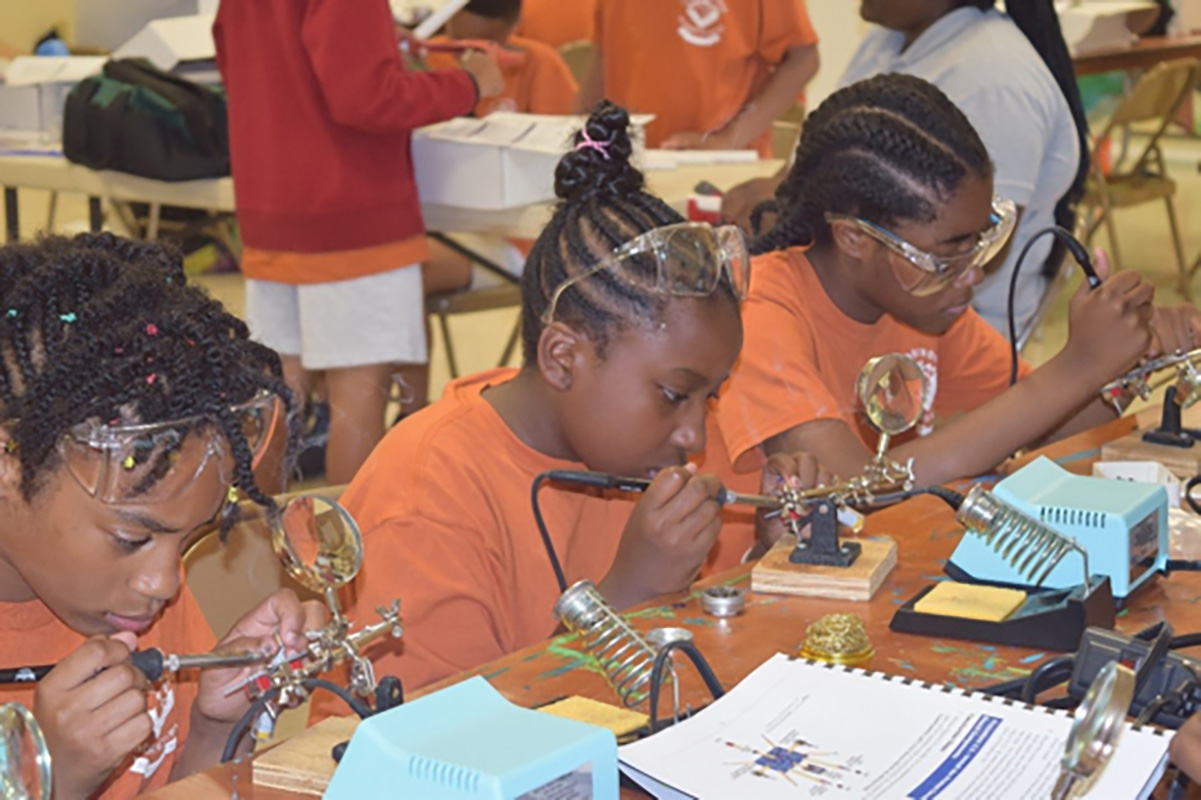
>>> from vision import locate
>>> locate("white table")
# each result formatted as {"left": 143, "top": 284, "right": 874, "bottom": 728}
{"left": 0, "top": 153, "right": 782, "bottom": 244}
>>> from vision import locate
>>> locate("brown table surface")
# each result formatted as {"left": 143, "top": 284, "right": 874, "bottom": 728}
{"left": 1074, "top": 33, "right": 1201, "bottom": 76}
{"left": 150, "top": 411, "right": 1198, "bottom": 798}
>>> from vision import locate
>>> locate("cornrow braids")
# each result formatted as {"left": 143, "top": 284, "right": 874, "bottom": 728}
{"left": 753, "top": 74, "right": 993, "bottom": 256}
{"left": 520, "top": 100, "right": 740, "bottom": 363}
{"left": 0, "top": 233, "right": 299, "bottom": 527}
{"left": 961, "top": 0, "right": 1090, "bottom": 277}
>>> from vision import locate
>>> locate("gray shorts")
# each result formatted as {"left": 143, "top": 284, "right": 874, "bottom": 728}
{"left": 245, "top": 265, "right": 426, "bottom": 370}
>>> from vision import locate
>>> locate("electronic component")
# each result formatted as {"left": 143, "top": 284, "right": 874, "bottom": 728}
{"left": 948, "top": 456, "right": 1168, "bottom": 600}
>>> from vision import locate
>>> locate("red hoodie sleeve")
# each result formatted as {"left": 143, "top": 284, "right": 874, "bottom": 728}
{"left": 300, "top": 0, "right": 478, "bottom": 133}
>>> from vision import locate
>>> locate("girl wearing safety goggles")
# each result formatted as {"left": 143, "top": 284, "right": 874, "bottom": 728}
{"left": 718, "top": 74, "right": 1201, "bottom": 489}
{"left": 310, "top": 102, "right": 828, "bottom": 709}
{"left": 0, "top": 234, "right": 323, "bottom": 799}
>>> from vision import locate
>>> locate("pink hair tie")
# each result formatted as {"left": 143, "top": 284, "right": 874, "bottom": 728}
{"left": 575, "top": 128, "right": 613, "bottom": 160}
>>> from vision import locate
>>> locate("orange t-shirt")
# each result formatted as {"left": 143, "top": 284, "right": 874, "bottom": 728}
{"left": 594, "top": 0, "right": 818, "bottom": 155}
{"left": 309, "top": 368, "right": 752, "bottom": 714}
{"left": 517, "top": 0, "right": 596, "bottom": 47}
{"left": 240, "top": 236, "right": 429, "bottom": 285}
{"left": 0, "top": 587, "right": 215, "bottom": 799}
{"left": 427, "top": 35, "right": 579, "bottom": 117}
{"left": 717, "top": 248, "right": 1034, "bottom": 472}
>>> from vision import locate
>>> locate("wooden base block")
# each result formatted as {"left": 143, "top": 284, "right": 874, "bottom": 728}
{"left": 751, "top": 535, "right": 897, "bottom": 601}
{"left": 253, "top": 715, "right": 358, "bottom": 795}
{"left": 1100, "top": 429, "right": 1201, "bottom": 480}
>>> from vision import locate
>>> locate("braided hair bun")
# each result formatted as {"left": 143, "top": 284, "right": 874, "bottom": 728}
{"left": 554, "top": 101, "right": 645, "bottom": 204}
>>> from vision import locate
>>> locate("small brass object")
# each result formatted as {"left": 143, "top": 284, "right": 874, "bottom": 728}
{"left": 800, "top": 613, "right": 874, "bottom": 667}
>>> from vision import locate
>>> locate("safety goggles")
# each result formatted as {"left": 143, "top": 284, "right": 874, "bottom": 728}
{"left": 541, "top": 223, "right": 750, "bottom": 325}
{"left": 58, "top": 391, "right": 280, "bottom": 506}
{"left": 826, "top": 196, "right": 1017, "bottom": 297}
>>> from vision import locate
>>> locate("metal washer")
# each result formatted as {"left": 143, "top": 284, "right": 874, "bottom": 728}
{"left": 701, "top": 586, "right": 746, "bottom": 617}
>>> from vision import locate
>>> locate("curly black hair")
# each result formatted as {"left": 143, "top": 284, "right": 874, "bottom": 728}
{"left": 752, "top": 74, "right": 993, "bottom": 256}
{"left": 520, "top": 100, "right": 740, "bottom": 362}
{"left": 0, "top": 233, "right": 298, "bottom": 522}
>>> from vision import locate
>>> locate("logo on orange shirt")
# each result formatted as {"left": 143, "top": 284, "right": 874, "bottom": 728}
{"left": 677, "top": 0, "right": 727, "bottom": 47}
{"left": 129, "top": 682, "right": 179, "bottom": 780}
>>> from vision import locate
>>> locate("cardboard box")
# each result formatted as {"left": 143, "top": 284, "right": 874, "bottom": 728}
{"left": 413, "top": 112, "right": 650, "bottom": 211}
{"left": 1092, "top": 460, "right": 1183, "bottom": 507}
{"left": 0, "top": 56, "right": 106, "bottom": 140}
{"left": 113, "top": 13, "right": 217, "bottom": 73}
{"left": 1056, "top": 1, "right": 1162, "bottom": 55}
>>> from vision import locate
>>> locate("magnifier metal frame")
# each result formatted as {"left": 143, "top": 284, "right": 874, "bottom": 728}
{"left": 0, "top": 702, "right": 51, "bottom": 800}
{"left": 1053, "top": 661, "right": 1136, "bottom": 799}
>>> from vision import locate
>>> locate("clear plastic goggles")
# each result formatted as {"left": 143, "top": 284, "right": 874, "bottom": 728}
{"left": 541, "top": 223, "right": 750, "bottom": 325}
{"left": 826, "top": 196, "right": 1018, "bottom": 297}
{"left": 59, "top": 391, "right": 280, "bottom": 506}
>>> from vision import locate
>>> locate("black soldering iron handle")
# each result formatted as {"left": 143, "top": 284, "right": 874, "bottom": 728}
{"left": 0, "top": 648, "right": 165, "bottom": 684}
{"left": 130, "top": 649, "right": 166, "bottom": 681}
{"left": 546, "top": 469, "right": 743, "bottom": 505}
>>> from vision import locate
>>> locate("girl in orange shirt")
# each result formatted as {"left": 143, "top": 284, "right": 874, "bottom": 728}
{"left": 318, "top": 102, "right": 824, "bottom": 697}
{"left": 718, "top": 74, "right": 1201, "bottom": 487}
{"left": 0, "top": 234, "right": 322, "bottom": 798}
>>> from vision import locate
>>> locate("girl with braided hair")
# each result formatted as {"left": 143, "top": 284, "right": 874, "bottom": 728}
{"left": 717, "top": 74, "right": 1201, "bottom": 490}
{"left": 309, "top": 102, "right": 826, "bottom": 703}
{"left": 0, "top": 233, "right": 323, "bottom": 798}
{"left": 725, "top": 0, "right": 1091, "bottom": 341}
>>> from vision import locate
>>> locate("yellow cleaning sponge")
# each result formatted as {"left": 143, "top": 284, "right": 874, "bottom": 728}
{"left": 538, "top": 696, "right": 649, "bottom": 739}
{"left": 914, "top": 581, "right": 1027, "bottom": 622}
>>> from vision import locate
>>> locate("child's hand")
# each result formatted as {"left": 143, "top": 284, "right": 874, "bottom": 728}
{"left": 662, "top": 131, "right": 734, "bottom": 151}
{"left": 721, "top": 176, "right": 779, "bottom": 234}
{"left": 752, "top": 452, "right": 835, "bottom": 559}
{"left": 33, "top": 633, "right": 150, "bottom": 800}
{"left": 601, "top": 465, "right": 723, "bottom": 608}
{"left": 1171, "top": 711, "right": 1201, "bottom": 782}
{"left": 460, "top": 49, "right": 504, "bottom": 100}
{"left": 192, "top": 590, "right": 327, "bottom": 727}
{"left": 1062, "top": 248, "right": 1154, "bottom": 385}
{"left": 1148, "top": 304, "right": 1201, "bottom": 359}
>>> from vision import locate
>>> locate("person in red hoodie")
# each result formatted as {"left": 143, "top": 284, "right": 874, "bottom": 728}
{"left": 213, "top": 0, "right": 503, "bottom": 485}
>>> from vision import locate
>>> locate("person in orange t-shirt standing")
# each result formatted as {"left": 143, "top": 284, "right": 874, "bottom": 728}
{"left": 0, "top": 234, "right": 323, "bottom": 799}
{"left": 579, "top": 0, "right": 819, "bottom": 156}
{"left": 517, "top": 0, "right": 596, "bottom": 47}
{"left": 718, "top": 74, "right": 1201, "bottom": 488}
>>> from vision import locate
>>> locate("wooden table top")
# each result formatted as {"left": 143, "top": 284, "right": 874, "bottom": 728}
{"left": 151, "top": 411, "right": 1200, "bottom": 798}
{"left": 1074, "top": 33, "right": 1201, "bottom": 76}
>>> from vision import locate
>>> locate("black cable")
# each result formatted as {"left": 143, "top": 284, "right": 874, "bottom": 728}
{"left": 870, "top": 486, "right": 965, "bottom": 511}
{"left": 1187, "top": 474, "right": 1201, "bottom": 515}
{"left": 1020, "top": 655, "right": 1075, "bottom": 704}
{"left": 221, "top": 679, "right": 373, "bottom": 763}
{"left": 1172, "top": 633, "right": 1201, "bottom": 649}
{"left": 980, "top": 676, "right": 1028, "bottom": 697}
{"left": 1043, "top": 695, "right": 1080, "bottom": 710}
{"left": 1008, "top": 226, "right": 1101, "bottom": 387}
{"left": 221, "top": 686, "right": 280, "bottom": 764}
{"left": 531, "top": 472, "right": 569, "bottom": 594}
{"left": 647, "top": 641, "right": 726, "bottom": 733}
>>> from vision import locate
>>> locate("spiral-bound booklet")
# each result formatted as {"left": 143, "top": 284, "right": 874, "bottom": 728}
{"left": 619, "top": 654, "right": 1169, "bottom": 799}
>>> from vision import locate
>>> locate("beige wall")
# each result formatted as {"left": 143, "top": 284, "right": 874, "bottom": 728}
{"left": 0, "top": 0, "right": 75, "bottom": 52}
{"left": 808, "top": 2, "right": 869, "bottom": 108}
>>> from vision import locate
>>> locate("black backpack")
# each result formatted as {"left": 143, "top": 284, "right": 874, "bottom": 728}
{"left": 63, "top": 58, "right": 229, "bottom": 181}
